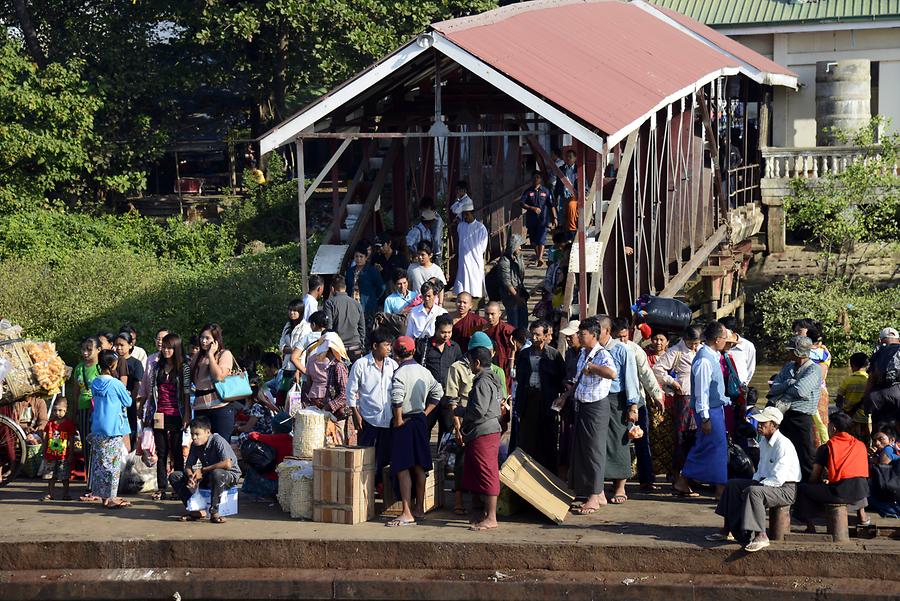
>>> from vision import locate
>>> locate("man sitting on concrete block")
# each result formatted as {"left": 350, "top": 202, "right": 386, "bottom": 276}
{"left": 706, "top": 407, "right": 801, "bottom": 552}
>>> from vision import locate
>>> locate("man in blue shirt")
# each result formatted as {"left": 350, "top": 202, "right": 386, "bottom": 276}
{"left": 382, "top": 269, "right": 418, "bottom": 315}
{"left": 673, "top": 321, "right": 732, "bottom": 498}
{"left": 598, "top": 315, "right": 641, "bottom": 505}
{"left": 348, "top": 329, "right": 398, "bottom": 486}
{"left": 767, "top": 335, "right": 822, "bottom": 480}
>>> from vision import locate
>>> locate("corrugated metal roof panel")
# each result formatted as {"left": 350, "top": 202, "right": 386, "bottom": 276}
{"left": 434, "top": 0, "right": 795, "bottom": 139}
{"left": 649, "top": 0, "right": 900, "bottom": 26}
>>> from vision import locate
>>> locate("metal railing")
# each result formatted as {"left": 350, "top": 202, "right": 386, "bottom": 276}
{"left": 761, "top": 145, "right": 900, "bottom": 179}
{"left": 727, "top": 163, "right": 760, "bottom": 209}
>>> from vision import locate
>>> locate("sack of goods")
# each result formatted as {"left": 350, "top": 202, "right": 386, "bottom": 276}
{"left": 276, "top": 459, "right": 314, "bottom": 519}
{"left": 1, "top": 320, "right": 68, "bottom": 403}
{"left": 293, "top": 408, "right": 328, "bottom": 458}
{"left": 631, "top": 295, "right": 692, "bottom": 333}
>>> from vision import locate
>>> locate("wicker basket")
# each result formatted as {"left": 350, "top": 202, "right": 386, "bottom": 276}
{"left": 293, "top": 409, "right": 327, "bottom": 458}
{"left": 0, "top": 339, "right": 41, "bottom": 404}
{"left": 275, "top": 459, "right": 313, "bottom": 519}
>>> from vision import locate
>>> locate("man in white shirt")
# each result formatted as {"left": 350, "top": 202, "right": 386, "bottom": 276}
{"left": 303, "top": 275, "right": 324, "bottom": 323}
{"left": 348, "top": 329, "right": 399, "bottom": 486}
{"left": 405, "top": 281, "right": 448, "bottom": 339}
{"left": 721, "top": 316, "right": 757, "bottom": 386}
{"left": 707, "top": 406, "right": 801, "bottom": 553}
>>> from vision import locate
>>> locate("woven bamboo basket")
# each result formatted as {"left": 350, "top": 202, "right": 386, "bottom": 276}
{"left": 0, "top": 340, "right": 41, "bottom": 404}
{"left": 289, "top": 473, "right": 314, "bottom": 519}
{"left": 292, "top": 409, "right": 327, "bottom": 458}
{"left": 275, "top": 459, "right": 313, "bottom": 518}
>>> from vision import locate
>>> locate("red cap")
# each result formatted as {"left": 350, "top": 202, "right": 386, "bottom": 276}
{"left": 637, "top": 323, "right": 652, "bottom": 340}
{"left": 393, "top": 336, "right": 416, "bottom": 355}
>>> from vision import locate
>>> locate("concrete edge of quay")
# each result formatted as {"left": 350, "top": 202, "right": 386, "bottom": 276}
{"left": 2, "top": 568, "right": 899, "bottom": 601}
{"left": 1, "top": 538, "right": 899, "bottom": 581}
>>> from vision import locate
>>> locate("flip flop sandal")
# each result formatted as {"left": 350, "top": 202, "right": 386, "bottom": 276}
{"left": 151, "top": 492, "right": 163, "bottom": 501}
{"left": 40, "top": 494, "right": 53, "bottom": 502}
{"left": 106, "top": 500, "right": 132, "bottom": 509}
{"left": 574, "top": 506, "right": 599, "bottom": 515}
{"left": 469, "top": 523, "right": 498, "bottom": 531}
{"left": 178, "top": 513, "right": 202, "bottom": 522}
{"left": 672, "top": 488, "right": 700, "bottom": 498}
{"left": 609, "top": 495, "right": 628, "bottom": 505}
{"left": 385, "top": 518, "right": 417, "bottom": 527}
{"left": 705, "top": 532, "right": 735, "bottom": 542}
{"left": 210, "top": 514, "right": 226, "bottom": 524}
{"left": 744, "top": 539, "right": 770, "bottom": 553}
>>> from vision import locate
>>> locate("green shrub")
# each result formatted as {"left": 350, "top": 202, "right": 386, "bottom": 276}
{"left": 0, "top": 245, "right": 304, "bottom": 365}
{"left": 753, "top": 278, "right": 900, "bottom": 364}
{"left": 223, "top": 153, "right": 301, "bottom": 249}
{"left": 0, "top": 208, "right": 235, "bottom": 266}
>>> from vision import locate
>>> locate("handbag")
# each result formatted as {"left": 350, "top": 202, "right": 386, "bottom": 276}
{"left": 727, "top": 438, "right": 755, "bottom": 479}
{"left": 214, "top": 356, "right": 253, "bottom": 402}
{"left": 286, "top": 383, "right": 303, "bottom": 416}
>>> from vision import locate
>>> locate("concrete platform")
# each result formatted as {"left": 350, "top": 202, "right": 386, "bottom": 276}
{"left": 2, "top": 480, "right": 900, "bottom": 600}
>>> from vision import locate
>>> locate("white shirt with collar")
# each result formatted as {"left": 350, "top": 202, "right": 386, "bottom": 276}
{"left": 752, "top": 428, "right": 801, "bottom": 487}
{"left": 405, "top": 304, "right": 448, "bottom": 339}
{"left": 347, "top": 353, "right": 399, "bottom": 429}
{"left": 730, "top": 335, "right": 757, "bottom": 385}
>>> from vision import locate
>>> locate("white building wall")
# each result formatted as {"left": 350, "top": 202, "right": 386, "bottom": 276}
{"left": 730, "top": 26, "right": 900, "bottom": 147}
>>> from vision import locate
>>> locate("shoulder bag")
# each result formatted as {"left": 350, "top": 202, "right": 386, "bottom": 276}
{"left": 214, "top": 353, "right": 253, "bottom": 402}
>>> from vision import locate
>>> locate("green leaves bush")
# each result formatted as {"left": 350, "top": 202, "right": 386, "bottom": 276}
{"left": 0, "top": 209, "right": 236, "bottom": 266}
{"left": 754, "top": 278, "right": 900, "bottom": 364}
{"left": 0, "top": 245, "right": 303, "bottom": 365}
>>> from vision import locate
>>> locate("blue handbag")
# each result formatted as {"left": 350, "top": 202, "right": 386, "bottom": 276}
{"left": 214, "top": 358, "right": 253, "bottom": 402}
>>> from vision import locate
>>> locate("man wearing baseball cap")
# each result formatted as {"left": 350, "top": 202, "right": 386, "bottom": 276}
{"left": 387, "top": 336, "right": 443, "bottom": 527}
{"left": 864, "top": 326, "right": 900, "bottom": 425}
{"left": 766, "top": 335, "right": 822, "bottom": 480}
{"left": 708, "top": 406, "right": 800, "bottom": 552}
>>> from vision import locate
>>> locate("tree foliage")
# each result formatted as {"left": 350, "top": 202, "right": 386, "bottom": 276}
{"left": 0, "top": 38, "right": 99, "bottom": 211}
{"left": 754, "top": 278, "right": 900, "bottom": 364}
{"left": 785, "top": 117, "right": 900, "bottom": 280}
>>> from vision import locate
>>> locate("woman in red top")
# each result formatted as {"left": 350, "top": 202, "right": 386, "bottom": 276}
{"left": 795, "top": 411, "right": 870, "bottom": 530}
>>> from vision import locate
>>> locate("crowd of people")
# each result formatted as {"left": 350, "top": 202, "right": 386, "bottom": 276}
{"left": 11, "top": 176, "right": 900, "bottom": 542}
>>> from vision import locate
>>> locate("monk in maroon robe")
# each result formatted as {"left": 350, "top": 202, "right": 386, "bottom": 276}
{"left": 451, "top": 292, "right": 488, "bottom": 352}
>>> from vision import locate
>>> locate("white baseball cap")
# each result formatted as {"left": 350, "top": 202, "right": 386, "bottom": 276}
{"left": 560, "top": 320, "right": 581, "bottom": 336}
{"left": 753, "top": 406, "right": 784, "bottom": 425}
{"left": 879, "top": 327, "right": 899, "bottom": 340}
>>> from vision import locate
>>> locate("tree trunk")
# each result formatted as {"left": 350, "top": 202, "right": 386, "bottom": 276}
{"left": 12, "top": 0, "right": 46, "bottom": 68}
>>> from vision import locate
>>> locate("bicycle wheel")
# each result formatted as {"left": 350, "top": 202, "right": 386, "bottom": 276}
{"left": 0, "top": 414, "right": 27, "bottom": 487}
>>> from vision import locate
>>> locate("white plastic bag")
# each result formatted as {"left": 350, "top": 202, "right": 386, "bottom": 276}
{"left": 286, "top": 383, "right": 303, "bottom": 416}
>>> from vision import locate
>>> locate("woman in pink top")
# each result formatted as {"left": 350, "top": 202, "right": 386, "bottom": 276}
{"left": 190, "top": 323, "right": 236, "bottom": 439}
{"left": 143, "top": 333, "right": 192, "bottom": 500}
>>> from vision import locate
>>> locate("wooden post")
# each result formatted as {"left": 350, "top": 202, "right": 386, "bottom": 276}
{"left": 697, "top": 87, "right": 728, "bottom": 224}
{"left": 297, "top": 140, "right": 309, "bottom": 293}
{"left": 576, "top": 141, "right": 588, "bottom": 318}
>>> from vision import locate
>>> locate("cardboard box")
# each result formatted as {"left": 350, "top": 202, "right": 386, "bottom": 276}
{"left": 312, "top": 446, "right": 376, "bottom": 524}
{"left": 186, "top": 486, "right": 239, "bottom": 517}
{"left": 381, "top": 459, "right": 444, "bottom": 516}
{"left": 499, "top": 448, "right": 573, "bottom": 524}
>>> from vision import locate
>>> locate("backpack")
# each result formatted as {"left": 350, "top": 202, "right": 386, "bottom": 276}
{"left": 884, "top": 345, "right": 900, "bottom": 385}
{"left": 485, "top": 258, "right": 506, "bottom": 301}
{"left": 240, "top": 439, "right": 277, "bottom": 473}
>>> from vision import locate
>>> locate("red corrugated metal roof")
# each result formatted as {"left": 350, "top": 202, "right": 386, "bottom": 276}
{"left": 432, "top": 0, "right": 796, "bottom": 139}
{"left": 653, "top": 4, "right": 794, "bottom": 76}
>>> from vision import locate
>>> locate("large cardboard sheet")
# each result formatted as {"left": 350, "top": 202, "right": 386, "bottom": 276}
{"left": 499, "top": 448, "right": 574, "bottom": 524}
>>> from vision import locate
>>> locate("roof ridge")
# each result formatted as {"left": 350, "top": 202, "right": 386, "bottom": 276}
{"left": 430, "top": 0, "right": 621, "bottom": 33}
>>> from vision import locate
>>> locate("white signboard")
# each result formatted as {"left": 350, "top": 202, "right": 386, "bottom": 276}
{"left": 569, "top": 240, "right": 602, "bottom": 273}
{"left": 311, "top": 244, "right": 349, "bottom": 275}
